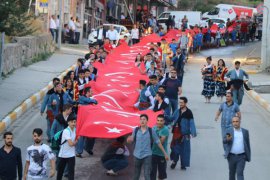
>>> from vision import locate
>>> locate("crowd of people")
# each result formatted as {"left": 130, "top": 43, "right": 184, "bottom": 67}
{"left": 125, "top": 11, "right": 262, "bottom": 53}
{"left": 0, "top": 16, "right": 252, "bottom": 180}
{"left": 49, "top": 15, "right": 82, "bottom": 44}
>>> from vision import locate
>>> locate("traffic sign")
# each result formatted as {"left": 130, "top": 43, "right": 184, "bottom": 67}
{"left": 39, "top": 0, "right": 48, "bottom": 7}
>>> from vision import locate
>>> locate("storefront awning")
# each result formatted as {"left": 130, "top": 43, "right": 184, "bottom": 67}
{"left": 95, "top": 0, "right": 104, "bottom": 10}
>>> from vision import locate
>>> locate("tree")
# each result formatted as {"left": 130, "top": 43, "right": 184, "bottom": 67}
{"left": 0, "top": 0, "right": 36, "bottom": 36}
{"left": 194, "top": 1, "right": 215, "bottom": 13}
{"left": 178, "top": 0, "right": 190, "bottom": 10}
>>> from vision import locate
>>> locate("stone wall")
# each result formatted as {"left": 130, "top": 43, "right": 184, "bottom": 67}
{"left": 2, "top": 34, "right": 55, "bottom": 75}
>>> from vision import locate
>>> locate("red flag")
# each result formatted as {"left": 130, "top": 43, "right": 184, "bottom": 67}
{"left": 220, "top": 28, "right": 226, "bottom": 34}
{"left": 202, "top": 28, "right": 208, "bottom": 34}
{"left": 77, "top": 105, "right": 159, "bottom": 138}
{"left": 76, "top": 34, "right": 171, "bottom": 138}
{"left": 210, "top": 24, "right": 218, "bottom": 34}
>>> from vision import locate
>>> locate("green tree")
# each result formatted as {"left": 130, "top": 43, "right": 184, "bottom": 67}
{"left": 178, "top": 0, "right": 190, "bottom": 10}
{"left": 0, "top": 0, "right": 36, "bottom": 36}
{"left": 194, "top": 1, "right": 215, "bottom": 13}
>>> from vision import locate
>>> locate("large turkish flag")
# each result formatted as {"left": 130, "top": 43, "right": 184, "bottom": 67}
{"left": 77, "top": 105, "right": 159, "bottom": 138}
{"left": 76, "top": 34, "right": 163, "bottom": 138}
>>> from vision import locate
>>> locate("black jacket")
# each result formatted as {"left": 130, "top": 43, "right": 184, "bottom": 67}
{"left": 153, "top": 101, "right": 168, "bottom": 112}
{"left": 0, "top": 146, "right": 22, "bottom": 180}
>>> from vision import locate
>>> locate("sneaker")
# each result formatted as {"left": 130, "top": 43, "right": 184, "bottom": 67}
{"left": 170, "top": 162, "right": 176, "bottom": 169}
{"left": 87, "top": 150, "right": 94, "bottom": 155}
{"left": 76, "top": 154, "right": 83, "bottom": 158}
{"left": 181, "top": 166, "right": 187, "bottom": 170}
{"left": 106, "top": 170, "right": 118, "bottom": 176}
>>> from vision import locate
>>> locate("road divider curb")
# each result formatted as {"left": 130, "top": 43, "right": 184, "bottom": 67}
{"left": 245, "top": 70, "right": 261, "bottom": 74}
{"left": 0, "top": 64, "right": 76, "bottom": 133}
{"left": 246, "top": 90, "right": 270, "bottom": 113}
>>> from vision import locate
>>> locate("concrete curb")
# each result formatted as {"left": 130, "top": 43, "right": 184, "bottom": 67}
{"left": 245, "top": 70, "right": 262, "bottom": 74}
{"left": 0, "top": 64, "right": 77, "bottom": 133}
{"left": 246, "top": 90, "right": 270, "bottom": 113}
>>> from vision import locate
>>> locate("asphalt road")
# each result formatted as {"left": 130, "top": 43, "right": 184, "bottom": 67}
{"left": 1, "top": 45, "right": 270, "bottom": 180}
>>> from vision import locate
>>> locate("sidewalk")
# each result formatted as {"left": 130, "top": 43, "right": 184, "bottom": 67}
{"left": 247, "top": 71, "right": 270, "bottom": 112}
{"left": 0, "top": 46, "right": 88, "bottom": 122}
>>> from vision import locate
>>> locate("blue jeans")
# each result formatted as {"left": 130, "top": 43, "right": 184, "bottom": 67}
{"left": 46, "top": 118, "right": 51, "bottom": 140}
{"left": 134, "top": 156, "right": 152, "bottom": 180}
{"left": 76, "top": 137, "right": 95, "bottom": 154}
{"left": 232, "top": 88, "right": 244, "bottom": 105}
{"left": 181, "top": 48, "right": 187, "bottom": 60}
{"left": 162, "top": 53, "right": 167, "bottom": 69}
{"left": 103, "top": 158, "right": 128, "bottom": 172}
{"left": 50, "top": 28, "right": 56, "bottom": 41}
{"left": 169, "top": 98, "right": 178, "bottom": 115}
{"left": 240, "top": 33, "right": 247, "bottom": 45}
{"left": 170, "top": 138, "right": 191, "bottom": 167}
{"left": 221, "top": 125, "right": 232, "bottom": 151}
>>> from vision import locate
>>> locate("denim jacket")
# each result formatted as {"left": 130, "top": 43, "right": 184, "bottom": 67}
{"left": 78, "top": 96, "right": 98, "bottom": 105}
{"left": 40, "top": 88, "right": 55, "bottom": 113}
{"left": 48, "top": 93, "right": 63, "bottom": 116}
{"left": 63, "top": 91, "right": 76, "bottom": 105}
{"left": 171, "top": 108, "right": 197, "bottom": 137}
{"left": 50, "top": 119, "right": 65, "bottom": 140}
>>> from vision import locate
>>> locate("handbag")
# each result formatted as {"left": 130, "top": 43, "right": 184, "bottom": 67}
{"left": 220, "top": 38, "right": 226, "bottom": 47}
{"left": 46, "top": 110, "right": 55, "bottom": 127}
{"left": 138, "top": 102, "right": 151, "bottom": 109}
{"left": 170, "top": 125, "right": 183, "bottom": 148}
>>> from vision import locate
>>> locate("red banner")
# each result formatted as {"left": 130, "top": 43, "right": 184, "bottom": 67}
{"left": 76, "top": 35, "right": 162, "bottom": 138}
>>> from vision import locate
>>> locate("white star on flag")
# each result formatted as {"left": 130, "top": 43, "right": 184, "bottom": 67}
{"left": 105, "top": 127, "right": 124, "bottom": 133}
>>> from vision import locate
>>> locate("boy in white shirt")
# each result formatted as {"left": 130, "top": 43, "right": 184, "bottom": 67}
{"left": 57, "top": 114, "right": 78, "bottom": 180}
{"left": 23, "top": 128, "right": 55, "bottom": 180}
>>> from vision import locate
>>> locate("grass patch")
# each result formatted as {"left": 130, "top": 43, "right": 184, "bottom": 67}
{"left": 22, "top": 52, "right": 53, "bottom": 67}
{"left": 1, "top": 68, "right": 15, "bottom": 79}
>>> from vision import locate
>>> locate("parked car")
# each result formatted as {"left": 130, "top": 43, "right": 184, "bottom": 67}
{"left": 88, "top": 24, "right": 131, "bottom": 45}
{"left": 200, "top": 18, "right": 228, "bottom": 28}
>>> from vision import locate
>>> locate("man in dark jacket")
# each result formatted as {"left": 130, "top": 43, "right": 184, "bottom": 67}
{"left": 223, "top": 116, "right": 251, "bottom": 180}
{"left": 172, "top": 48, "right": 185, "bottom": 85}
{"left": 0, "top": 132, "right": 22, "bottom": 180}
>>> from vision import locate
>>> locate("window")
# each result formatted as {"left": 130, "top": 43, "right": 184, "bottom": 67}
{"left": 114, "top": 26, "right": 121, "bottom": 33}
{"left": 158, "top": 19, "right": 167, "bottom": 24}
{"left": 208, "top": 8, "right": 220, "bottom": 15}
{"left": 158, "top": 13, "right": 170, "bottom": 19}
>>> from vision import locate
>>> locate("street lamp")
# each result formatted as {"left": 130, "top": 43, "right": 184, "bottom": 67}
{"left": 57, "top": 0, "right": 63, "bottom": 49}
{"left": 261, "top": 1, "right": 269, "bottom": 70}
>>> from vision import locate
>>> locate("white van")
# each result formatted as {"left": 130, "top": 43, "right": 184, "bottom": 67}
{"left": 202, "top": 4, "right": 257, "bottom": 20}
{"left": 158, "top": 11, "right": 201, "bottom": 30}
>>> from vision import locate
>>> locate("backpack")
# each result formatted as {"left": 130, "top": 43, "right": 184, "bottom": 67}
{"left": 134, "top": 127, "right": 154, "bottom": 148}
{"left": 146, "top": 67, "right": 156, "bottom": 75}
{"left": 51, "top": 128, "right": 70, "bottom": 151}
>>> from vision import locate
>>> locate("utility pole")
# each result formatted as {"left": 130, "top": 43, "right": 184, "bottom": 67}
{"left": 261, "top": 0, "right": 270, "bottom": 70}
{"left": 57, "top": 0, "right": 63, "bottom": 49}
{"left": 0, "top": 32, "right": 5, "bottom": 83}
